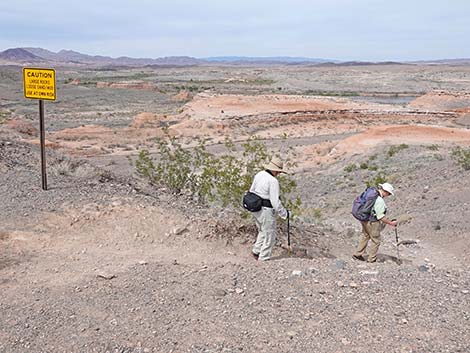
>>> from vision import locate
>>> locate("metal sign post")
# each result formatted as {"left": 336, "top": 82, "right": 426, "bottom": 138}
{"left": 39, "top": 99, "right": 47, "bottom": 190}
{"left": 23, "top": 67, "right": 56, "bottom": 191}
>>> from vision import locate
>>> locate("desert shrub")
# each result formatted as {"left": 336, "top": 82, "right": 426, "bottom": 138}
{"left": 0, "top": 110, "right": 11, "bottom": 124}
{"left": 344, "top": 164, "right": 357, "bottom": 173}
{"left": 135, "top": 132, "right": 302, "bottom": 217}
{"left": 51, "top": 157, "right": 97, "bottom": 179}
{"left": 452, "top": 147, "right": 470, "bottom": 170}
{"left": 387, "top": 144, "right": 409, "bottom": 157}
{"left": 366, "top": 172, "right": 388, "bottom": 188}
{"left": 426, "top": 144, "right": 440, "bottom": 151}
{"left": 359, "top": 162, "right": 369, "bottom": 170}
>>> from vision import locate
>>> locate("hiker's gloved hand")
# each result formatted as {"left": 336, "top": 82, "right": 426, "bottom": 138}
{"left": 279, "top": 208, "right": 288, "bottom": 220}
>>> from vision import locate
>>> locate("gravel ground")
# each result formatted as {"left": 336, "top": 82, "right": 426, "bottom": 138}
{"left": 2, "top": 257, "right": 469, "bottom": 353}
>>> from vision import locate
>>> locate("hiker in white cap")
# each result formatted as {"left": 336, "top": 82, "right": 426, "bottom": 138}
{"left": 353, "top": 182, "right": 398, "bottom": 263}
{"left": 249, "top": 156, "right": 289, "bottom": 261}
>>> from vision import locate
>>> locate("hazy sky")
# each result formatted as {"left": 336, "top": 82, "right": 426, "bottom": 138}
{"left": 1, "top": 0, "right": 469, "bottom": 61}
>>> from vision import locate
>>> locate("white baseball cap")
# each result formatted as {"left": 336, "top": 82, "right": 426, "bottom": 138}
{"left": 379, "top": 183, "right": 395, "bottom": 196}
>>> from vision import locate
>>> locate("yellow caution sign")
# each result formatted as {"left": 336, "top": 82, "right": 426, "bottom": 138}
{"left": 23, "top": 67, "right": 56, "bottom": 101}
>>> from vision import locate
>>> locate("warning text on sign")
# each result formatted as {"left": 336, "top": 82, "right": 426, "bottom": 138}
{"left": 23, "top": 68, "right": 56, "bottom": 101}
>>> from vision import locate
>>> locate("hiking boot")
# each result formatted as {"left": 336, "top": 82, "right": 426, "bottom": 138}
{"left": 352, "top": 254, "right": 366, "bottom": 261}
{"left": 251, "top": 252, "right": 259, "bottom": 260}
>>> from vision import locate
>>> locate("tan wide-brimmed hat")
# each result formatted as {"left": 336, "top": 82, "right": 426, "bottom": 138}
{"left": 264, "top": 156, "right": 287, "bottom": 173}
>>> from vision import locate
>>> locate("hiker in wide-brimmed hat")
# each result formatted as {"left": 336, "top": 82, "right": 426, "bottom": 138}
{"left": 352, "top": 182, "right": 398, "bottom": 263}
{"left": 248, "top": 156, "right": 289, "bottom": 261}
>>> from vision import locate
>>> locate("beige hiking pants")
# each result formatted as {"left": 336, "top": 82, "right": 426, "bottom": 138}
{"left": 252, "top": 207, "right": 276, "bottom": 261}
{"left": 355, "top": 221, "right": 385, "bottom": 262}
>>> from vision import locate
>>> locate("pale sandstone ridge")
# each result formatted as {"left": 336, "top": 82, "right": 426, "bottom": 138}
{"left": 179, "top": 93, "right": 401, "bottom": 120}
{"left": 130, "top": 112, "right": 168, "bottom": 128}
{"left": 296, "top": 125, "right": 470, "bottom": 169}
{"left": 409, "top": 90, "right": 470, "bottom": 111}
{"left": 334, "top": 124, "right": 470, "bottom": 151}
{"left": 171, "top": 90, "right": 193, "bottom": 102}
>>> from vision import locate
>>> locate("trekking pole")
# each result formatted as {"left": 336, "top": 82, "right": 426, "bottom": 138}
{"left": 287, "top": 210, "right": 291, "bottom": 256}
{"left": 394, "top": 223, "right": 401, "bottom": 264}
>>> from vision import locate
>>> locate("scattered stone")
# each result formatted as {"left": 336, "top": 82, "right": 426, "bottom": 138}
{"left": 418, "top": 265, "right": 429, "bottom": 272}
{"left": 360, "top": 270, "right": 379, "bottom": 275}
{"left": 334, "top": 259, "right": 347, "bottom": 270}
{"left": 97, "top": 272, "right": 116, "bottom": 280}
{"left": 214, "top": 289, "right": 227, "bottom": 297}
{"left": 462, "top": 290, "right": 469, "bottom": 294}
{"left": 235, "top": 288, "right": 244, "bottom": 295}
{"left": 291, "top": 270, "right": 303, "bottom": 277}
{"left": 286, "top": 331, "right": 297, "bottom": 339}
{"left": 308, "top": 267, "right": 318, "bottom": 274}
{"left": 349, "top": 282, "right": 359, "bottom": 288}
{"left": 173, "top": 225, "right": 189, "bottom": 235}
{"left": 138, "top": 260, "right": 148, "bottom": 265}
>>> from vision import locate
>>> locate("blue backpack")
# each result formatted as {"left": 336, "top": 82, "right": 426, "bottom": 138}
{"left": 352, "top": 187, "right": 379, "bottom": 221}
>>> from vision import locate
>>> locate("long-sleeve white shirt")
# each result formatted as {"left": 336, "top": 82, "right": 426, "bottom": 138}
{"left": 249, "top": 170, "right": 288, "bottom": 219}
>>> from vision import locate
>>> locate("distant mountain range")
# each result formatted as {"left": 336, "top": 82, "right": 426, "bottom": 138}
{"left": 1, "top": 47, "right": 469, "bottom": 67}
{"left": 0, "top": 47, "right": 203, "bottom": 66}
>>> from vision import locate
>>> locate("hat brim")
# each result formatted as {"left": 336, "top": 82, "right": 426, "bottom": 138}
{"left": 264, "top": 162, "right": 287, "bottom": 174}
{"left": 379, "top": 184, "right": 394, "bottom": 196}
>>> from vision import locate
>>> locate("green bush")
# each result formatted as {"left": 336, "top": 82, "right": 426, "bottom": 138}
{"left": 344, "top": 164, "right": 357, "bottom": 173}
{"left": 452, "top": 147, "right": 470, "bottom": 170}
{"left": 387, "top": 144, "right": 409, "bottom": 157}
{"left": 135, "top": 132, "right": 302, "bottom": 217}
{"left": 366, "top": 172, "right": 388, "bottom": 188}
{"left": 426, "top": 144, "right": 440, "bottom": 151}
{"left": 0, "top": 110, "right": 11, "bottom": 124}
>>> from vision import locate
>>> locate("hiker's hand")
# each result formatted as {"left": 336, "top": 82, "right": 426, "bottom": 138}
{"left": 390, "top": 220, "right": 398, "bottom": 227}
{"left": 283, "top": 210, "right": 289, "bottom": 220}
{"left": 279, "top": 209, "right": 288, "bottom": 220}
